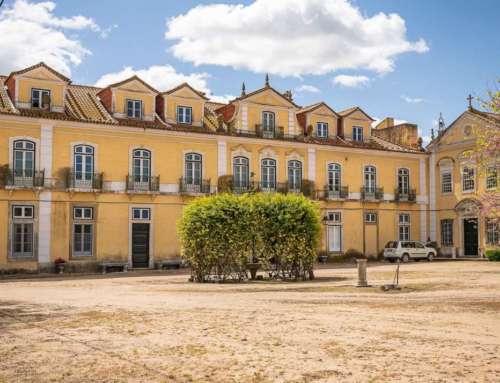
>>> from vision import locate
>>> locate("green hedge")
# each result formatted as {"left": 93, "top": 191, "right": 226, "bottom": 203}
{"left": 177, "top": 193, "right": 321, "bottom": 282}
{"left": 486, "top": 249, "right": 500, "bottom": 261}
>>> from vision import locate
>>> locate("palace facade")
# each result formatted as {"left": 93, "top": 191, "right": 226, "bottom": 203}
{"left": 0, "top": 63, "right": 497, "bottom": 271}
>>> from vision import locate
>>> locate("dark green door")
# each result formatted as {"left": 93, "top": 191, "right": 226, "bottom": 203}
{"left": 132, "top": 223, "right": 150, "bottom": 268}
{"left": 463, "top": 218, "right": 478, "bottom": 256}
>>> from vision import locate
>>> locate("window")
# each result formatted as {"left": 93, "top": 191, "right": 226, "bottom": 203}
{"left": 364, "top": 166, "right": 376, "bottom": 193}
{"left": 462, "top": 166, "right": 475, "bottom": 192}
{"left": 326, "top": 212, "right": 342, "bottom": 252}
{"left": 288, "top": 160, "right": 302, "bottom": 191}
{"left": 233, "top": 156, "right": 249, "bottom": 190}
{"left": 133, "top": 149, "right": 151, "bottom": 183}
{"left": 353, "top": 126, "right": 363, "bottom": 141}
{"left": 185, "top": 153, "right": 202, "bottom": 185}
{"left": 126, "top": 99, "right": 142, "bottom": 119}
{"left": 262, "top": 111, "right": 275, "bottom": 137}
{"left": 486, "top": 219, "right": 499, "bottom": 245}
{"left": 365, "top": 212, "right": 377, "bottom": 224}
{"left": 74, "top": 145, "right": 94, "bottom": 187}
{"left": 177, "top": 106, "right": 192, "bottom": 124}
{"left": 441, "top": 172, "right": 452, "bottom": 193}
{"left": 328, "top": 163, "right": 341, "bottom": 192}
{"left": 73, "top": 207, "right": 94, "bottom": 257}
{"left": 132, "top": 208, "right": 151, "bottom": 220}
{"left": 317, "top": 122, "right": 328, "bottom": 138}
{"left": 398, "top": 168, "right": 410, "bottom": 195}
{"left": 398, "top": 214, "right": 410, "bottom": 241}
{"left": 13, "top": 140, "right": 35, "bottom": 178}
{"left": 326, "top": 211, "right": 341, "bottom": 223}
{"left": 31, "top": 88, "right": 50, "bottom": 108}
{"left": 486, "top": 167, "right": 498, "bottom": 190}
{"left": 12, "top": 205, "right": 35, "bottom": 258}
{"left": 440, "top": 219, "right": 453, "bottom": 246}
{"left": 261, "top": 158, "right": 276, "bottom": 190}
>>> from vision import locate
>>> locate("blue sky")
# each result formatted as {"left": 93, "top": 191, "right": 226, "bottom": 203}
{"left": 1, "top": 0, "right": 499, "bottom": 142}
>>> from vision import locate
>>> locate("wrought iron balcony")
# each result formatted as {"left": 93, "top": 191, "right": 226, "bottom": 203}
{"left": 3, "top": 169, "right": 44, "bottom": 188}
{"left": 395, "top": 188, "right": 417, "bottom": 202}
{"left": 319, "top": 186, "right": 349, "bottom": 200}
{"left": 255, "top": 124, "right": 286, "bottom": 139}
{"left": 254, "top": 181, "right": 288, "bottom": 193}
{"left": 126, "top": 175, "right": 160, "bottom": 193}
{"left": 66, "top": 172, "right": 103, "bottom": 190}
{"left": 360, "top": 187, "right": 384, "bottom": 201}
{"left": 285, "top": 181, "right": 315, "bottom": 197}
{"left": 179, "top": 178, "right": 211, "bottom": 194}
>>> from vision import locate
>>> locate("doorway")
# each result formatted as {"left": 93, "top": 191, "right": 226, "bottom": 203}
{"left": 132, "top": 223, "right": 150, "bottom": 267}
{"left": 463, "top": 218, "right": 478, "bottom": 256}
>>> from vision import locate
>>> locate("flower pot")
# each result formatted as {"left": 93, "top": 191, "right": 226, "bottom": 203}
{"left": 247, "top": 263, "right": 261, "bottom": 280}
{"left": 55, "top": 264, "right": 65, "bottom": 274}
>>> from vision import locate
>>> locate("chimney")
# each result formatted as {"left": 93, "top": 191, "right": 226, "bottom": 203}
{"left": 375, "top": 117, "right": 394, "bottom": 129}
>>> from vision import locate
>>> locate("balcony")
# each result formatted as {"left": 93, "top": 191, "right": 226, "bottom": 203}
{"left": 66, "top": 172, "right": 103, "bottom": 191}
{"left": 319, "top": 186, "right": 349, "bottom": 200}
{"left": 285, "top": 181, "right": 315, "bottom": 197}
{"left": 254, "top": 182, "right": 288, "bottom": 193}
{"left": 360, "top": 187, "right": 384, "bottom": 201}
{"left": 126, "top": 175, "right": 160, "bottom": 193}
{"left": 395, "top": 188, "right": 417, "bottom": 202}
{"left": 179, "top": 178, "right": 211, "bottom": 194}
{"left": 3, "top": 169, "right": 44, "bottom": 189}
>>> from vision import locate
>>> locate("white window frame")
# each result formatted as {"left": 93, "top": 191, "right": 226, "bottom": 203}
{"left": 287, "top": 160, "right": 302, "bottom": 191}
{"left": 126, "top": 99, "right": 142, "bottom": 119}
{"left": 233, "top": 156, "right": 249, "bottom": 189}
{"left": 364, "top": 165, "right": 377, "bottom": 193}
{"left": 316, "top": 122, "right": 328, "bottom": 138}
{"left": 11, "top": 205, "right": 35, "bottom": 258}
{"left": 441, "top": 171, "right": 453, "bottom": 194}
{"left": 327, "top": 163, "right": 341, "bottom": 192}
{"left": 440, "top": 219, "right": 453, "bottom": 246}
{"left": 132, "top": 207, "right": 151, "bottom": 220}
{"left": 365, "top": 212, "right": 377, "bottom": 224}
{"left": 261, "top": 158, "right": 276, "bottom": 190}
{"left": 398, "top": 213, "right": 410, "bottom": 241}
{"left": 486, "top": 219, "right": 499, "bottom": 245}
{"left": 353, "top": 126, "right": 363, "bottom": 141}
{"left": 398, "top": 168, "right": 410, "bottom": 195}
{"left": 486, "top": 166, "right": 498, "bottom": 190}
{"left": 31, "top": 88, "right": 50, "bottom": 108}
{"left": 72, "top": 207, "right": 94, "bottom": 257}
{"left": 177, "top": 106, "right": 193, "bottom": 124}
{"left": 462, "top": 166, "right": 475, "bottom": 193}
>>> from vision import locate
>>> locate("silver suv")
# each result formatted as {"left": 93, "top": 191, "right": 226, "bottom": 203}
{"left": 383, "top": 241, "right": 436, "bottom": 263}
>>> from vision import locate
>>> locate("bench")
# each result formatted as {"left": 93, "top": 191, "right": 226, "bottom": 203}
{"left": 100, "top": 262, "right": 128, "bottom": 274}
{"left": 155, "top": 259, "right": 183, "bottom": 270}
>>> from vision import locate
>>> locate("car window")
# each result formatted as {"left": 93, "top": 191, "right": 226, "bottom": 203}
{"left": 415, "top": 242, "right": 425, "bottom": 248}
{"left": 385, "top": 241, "right": 398, "bottom": 249}
{"left": 403, "top": 242, "right": 414, "bottom": 248}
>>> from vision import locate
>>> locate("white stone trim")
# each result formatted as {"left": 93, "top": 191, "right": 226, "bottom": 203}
{"left": 38, "top": 191, "right": 52, "bottom": 265}
{"left": 159, "top": 183, "right": 179, "bottom": 193}
{"left": 307, "top": 148, "right": 316, "bottom": 182}
{"left": 40, "top": 124, "right": 53, "bottom": 186}
{"left": 217, "top": 140, "right": 227, "bottom": 177}
{"left": 429, "top": 152, "right": 436, "bottom": 241}
{"left": 288, "top": 110, "right": 295, "bottom": 136}
{"left": 103, "top": 181, "right": 126, "bottom": 192}
{"left": 241, "top": 104, "right": 248, "bottom": 130}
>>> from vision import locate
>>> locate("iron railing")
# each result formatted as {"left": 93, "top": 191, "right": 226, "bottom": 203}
{"left": 360, "top": 187, "right": 384, "bottom": 201}
{"left": 179, "top": 178, "right": 211, "bottom": 194}
{"left": 318, "top": 186, "right": 349, "bottom": 200}
{"left": 66, "top": 172, "right": 103, "bottom": 190}
{"left": 395, "top": 188, "right": 417, "bottom": 202}
{"left": 3, "top": 169, "right": 44, "bottom": 188}
{"left": 126, "top": 175, "right": 160, "bottom": 192}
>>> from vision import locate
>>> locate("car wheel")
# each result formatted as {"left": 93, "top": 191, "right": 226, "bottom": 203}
{"left": 401, "top": 253, "right": 410, "bottom": 263}
{"left": 427, "top": 253, "right": 434, "bottom": 262}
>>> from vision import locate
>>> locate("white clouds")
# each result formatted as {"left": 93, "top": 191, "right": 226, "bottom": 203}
{"left": 165, "top": 0, "right": 428, "bottom": 77}
{"left": 333, "top": 74, "right": 370, "bottom": 88}
{"left": 0, "top": 0, "right": 100, "bottom": 76}
{"left": 295, "top": 84, "right": 320, "bottom": 93}
{"left": 401, "top": 95, "right": 424, "bottom": 103}
{"left": 94, "top": 65, "right": 234, "bottom": 103}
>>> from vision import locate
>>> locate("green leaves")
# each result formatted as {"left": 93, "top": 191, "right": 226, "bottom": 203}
{"left": 177, "top": 193, "right": 321, "bottom": 282}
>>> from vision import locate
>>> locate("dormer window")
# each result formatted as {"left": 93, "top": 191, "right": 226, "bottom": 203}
{"left": 31, "top": 88, "right": 50, "bottom": 109}
{"left": 177, "top": 106, "right": 192, "bottom": 124}
{"left": 353, "top": 126, "right": 363, "bottom": 141}
{"left": 317, "top": 122, "right": 328, "bottom": 138}
{"left": 126, "top": 99, "right": 142, "bottom": 119}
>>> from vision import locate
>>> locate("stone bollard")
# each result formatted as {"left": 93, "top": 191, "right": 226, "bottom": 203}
{"left": 356, "top": 258, "right": 368, "bottom": 287}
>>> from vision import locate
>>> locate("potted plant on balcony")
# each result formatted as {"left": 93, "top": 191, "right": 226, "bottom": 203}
{"left": 54, "top": 257, "right": 66, "bottom": 274}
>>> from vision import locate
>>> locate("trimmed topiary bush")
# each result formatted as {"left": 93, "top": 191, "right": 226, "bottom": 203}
{"left": 177, "top": 193, "right": 321, "bottom": 282}
{"left": 486, "top": 249, "right": 500, "bottom": 261}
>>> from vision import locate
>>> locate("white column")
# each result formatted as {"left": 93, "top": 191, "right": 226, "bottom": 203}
{"left": 429, "top": 152, "right": 437, "bottom": 241}
{"left": 38, "top": 124, "right": 53, "bottom": 267}
{"left": 307, "top": 148, "right": 316, "bottom": 182}
{"left": 419, "top": 158, "right": 428, "bottom": 242}
{"left": 217, "top": 140, "right": 227, "bottom": 177}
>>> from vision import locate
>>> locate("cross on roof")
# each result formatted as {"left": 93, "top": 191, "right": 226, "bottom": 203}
{"left": 467, "top": 94, "right": 473, "bottom": 109}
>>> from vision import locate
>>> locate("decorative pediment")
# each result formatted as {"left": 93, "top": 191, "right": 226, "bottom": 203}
{"left": 111, "top": 76, "right": 158, "bottom": 95}
{"left": 244, "top": 87, "right": 297, "bottom": 108}
{"left": 285, "top": 149, "right": 304, "bottom": 161}
{"left": 7, "top": 62, "right": 70, "bottom": 84}
{"left": 455, "top": 198, "right": 481, "bottom": 215}
{"left": 163, "top": 83, "right": 208, "bottom": 100}
{"left": 258, "top": 146, "right": 277, "bottom": 159}
{"left": 231, "top": 144, "right": 251, "bottom": 158}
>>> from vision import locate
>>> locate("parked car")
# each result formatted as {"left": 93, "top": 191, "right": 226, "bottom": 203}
{"left": 383, "top": 241, "right": 436, "bottom": 263}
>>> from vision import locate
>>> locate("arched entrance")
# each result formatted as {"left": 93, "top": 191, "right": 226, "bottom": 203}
{"left": 455, "top": 199, "right": 482, "bottom": 257}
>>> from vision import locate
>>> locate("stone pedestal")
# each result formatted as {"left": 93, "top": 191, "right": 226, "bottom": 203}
{"left": 356, "top": 259, "right": 368, "bottom": 287}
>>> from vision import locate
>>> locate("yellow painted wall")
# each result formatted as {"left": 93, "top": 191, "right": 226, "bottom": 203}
{"left": 114, "top": 89, "right": 155, "bottom": 116}
{"left": 308, "top": 108, "right": 338, "bottom": 138}
{"left": 343, "top": 110, "right": 372, "bottom": 140}
{"left": 164, "top": 90, "right": 205, "bottom": 126}
{"left": 17, "top": 78, "right": 65, "bottom": 107}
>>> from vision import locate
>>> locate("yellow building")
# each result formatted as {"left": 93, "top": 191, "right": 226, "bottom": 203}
{"left": 0, "top": 62, "right": 497, "bottom": 272}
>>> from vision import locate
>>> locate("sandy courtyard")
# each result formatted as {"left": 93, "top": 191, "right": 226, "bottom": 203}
{"left": 0, "top": 261, "right": 499, "bottom": 383}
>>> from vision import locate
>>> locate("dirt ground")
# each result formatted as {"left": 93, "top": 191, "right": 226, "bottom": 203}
{"left": 0, "top": 261, "right": 499, "bottom": 383}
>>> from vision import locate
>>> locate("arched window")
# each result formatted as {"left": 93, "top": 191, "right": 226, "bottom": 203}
{"left": 364, "top": 165, "right": 377, "bottom": 193}
{"left": 74, "top": 145, "right": 94, "bottom": 185}
{"left": 13, "top": 140, "right": 35, "bottom": 178}
{"left": 328, "top": 163, "right": 341, "bottom": 192}
{"left": 233, "top": 156, "right": 249, "bottom": 190}
{"left": 133, "top": 149, "right": 151, "bottom": 183}
{"left": 398, "top": 168, "right": 409, "bottom": 195}
{"left": 288, "top": 160, "right": 302, "bottom": 191}
{"left": 261, "top": 158, "right": 276, "bottom": 190}
{"left": 185, "top": 153, "right": 202, "bottom": 185}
